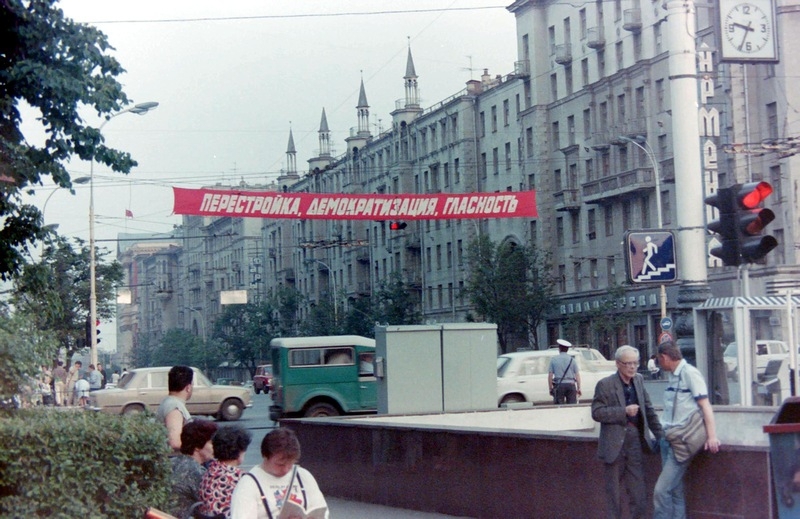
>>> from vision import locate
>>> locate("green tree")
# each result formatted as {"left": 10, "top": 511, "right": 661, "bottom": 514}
{"left": 0, "top": 310, "right": 56, "bottom": 403}
{"left": 1, "top": 0, "right": 134, "bottom": 279}
{"left": 373, "top": 271, "right": 422, "bottom": 326}
{"left": 148, "top": 329, "right": 224, "bottom": 371}
{"left": 214, "top": 302, "right": 278, "bottom": 377}
{"left": 341, "top": 297, "right": 376, "bottom": 337}
{"left": 12, "top": 236, "right": 123, "bottom": 364}
{"left": 465, "top": 235, "right": 556, "bottom": 353}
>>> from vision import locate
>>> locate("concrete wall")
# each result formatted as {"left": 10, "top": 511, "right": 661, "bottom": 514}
{"left": 286, "top": 405, "right": 778, "bottom": 518}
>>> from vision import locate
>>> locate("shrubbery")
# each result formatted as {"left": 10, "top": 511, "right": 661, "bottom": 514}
{"left": 0, "top": 408, "right": 172, "bottom": 518}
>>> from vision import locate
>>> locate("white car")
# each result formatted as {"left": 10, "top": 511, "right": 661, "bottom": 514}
{"left": 497, "top": 349, "right": 618, "bottom": 406}
{"left": 723, "top": 340, "right": 789, "bottom": 381}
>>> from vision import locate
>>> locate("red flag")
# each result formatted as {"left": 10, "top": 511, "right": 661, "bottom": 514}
{"left": 125, "top": 209, "right": 134, "bottom": 218}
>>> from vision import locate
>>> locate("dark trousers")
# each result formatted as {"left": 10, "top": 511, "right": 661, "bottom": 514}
{"left": 605, "top": 425, "right": 646, "bottom": 519}
{"left": 553, "top": 382, "right": 577, "bottom": 404}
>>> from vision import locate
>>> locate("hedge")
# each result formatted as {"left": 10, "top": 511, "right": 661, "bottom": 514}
{"left": 0, "top": 408, "right": 172, "bottom": 518}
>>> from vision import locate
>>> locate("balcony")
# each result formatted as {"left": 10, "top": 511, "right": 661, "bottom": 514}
{"left": 513, "top": 59, "right": 530, "bottom": 78}
{"left": 280, "top": 268, "right": 295, "bottom": 281}
{"left": 590, "top": 130, "right": 612, "bottom": 150}
{"left": 357, "top": 281, "right": 371, "bottom": 296}
{"left": 554, "top": 43, "right": 572, "bottom": 65}
{"left": 623, "top": 9, "right": 642, "bottom": 32}
{"left": 582, "top": 166, "right": 655, "bottom": 204}
{"left": 554, "top": 188, "right": 581, "bottom": 212}
{"left": 587, "top": 27, "right": 605, "bottom": 49}
{"left": 404, "top": 232, "right": 421, "bottom": 250}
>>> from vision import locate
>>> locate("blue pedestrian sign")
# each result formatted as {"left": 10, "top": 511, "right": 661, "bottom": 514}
{"left": 624, "top": 230, "right": 677, "bottom": 284}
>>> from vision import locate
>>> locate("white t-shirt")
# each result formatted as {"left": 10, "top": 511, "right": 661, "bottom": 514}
{"left": 230, "top": 464, "right": 329, "bottom": 519}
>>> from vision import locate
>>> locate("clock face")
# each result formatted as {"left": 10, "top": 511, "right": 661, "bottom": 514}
{"left": 723, "top": 1, "right": 775, "bottom": 58}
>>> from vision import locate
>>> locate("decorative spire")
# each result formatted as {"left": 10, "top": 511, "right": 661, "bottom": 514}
{"left": 404, "top": 40, "right": 419, "bottom": 108}
{"left": 285, "top": 125, "right": 297, "bottom": 176}
{"left": 318, "top": 108, "right": 331, "bottom": 157}
{"left": 357, "top": 72, "right": 370, "bottom": 137}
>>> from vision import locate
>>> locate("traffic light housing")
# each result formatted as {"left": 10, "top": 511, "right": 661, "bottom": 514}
{"left": 85, "top": 318, "right": 101, "bottom": 346}
{"left": 706, "top": 182, "right": 778, "bottom": 266}
{"left": 389, "top": 221, "right": 407, "bottom": 231}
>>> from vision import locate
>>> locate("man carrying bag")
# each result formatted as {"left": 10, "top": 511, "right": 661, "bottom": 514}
{"left": 653, "top": 341, "right": 721, "bottom": 519}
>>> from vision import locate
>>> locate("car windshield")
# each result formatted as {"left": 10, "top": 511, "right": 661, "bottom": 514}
{"left": 723, "top": 342, "right": 737, "bottom": 357}
{"left": 497, "top": 356, "right": 512, "bottom": 377}
{"left": 116, "top": 372, "right": 135, "bottom": 389}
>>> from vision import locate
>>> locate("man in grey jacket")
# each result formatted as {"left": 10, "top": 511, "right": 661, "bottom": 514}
{"left": 592, "top": 345, "right": 663, "bottom": 519}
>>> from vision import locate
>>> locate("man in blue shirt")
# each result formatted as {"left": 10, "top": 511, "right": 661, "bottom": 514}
{"left": 653, "top": 341, "right": 721, "bottom": 519}
{"left": 548, "top": 339, "right": 581, "bottom": 404}
{"left": 87, "top": 364, "right": 102, "bottom": 391}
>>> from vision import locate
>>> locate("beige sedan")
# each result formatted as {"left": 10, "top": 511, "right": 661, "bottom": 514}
{"left": 88, "top": 366, "right": 252, "bottom": 421}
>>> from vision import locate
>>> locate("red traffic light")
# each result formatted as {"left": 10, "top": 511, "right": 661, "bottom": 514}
{"left": 389, "top": 221, "right": 407, "bottom": 230}
{"left": 737, "top": 181, "right": 773, "bottom": 209}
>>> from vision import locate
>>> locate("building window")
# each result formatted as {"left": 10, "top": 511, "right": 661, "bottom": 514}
{"left": 590, "top": 259, "right": 598, "bottom": 289}
{"left": 767, "top": 102, "right": 779, "bottom": 139}
{"left": 505, "top": 142, "right": 512, "bottom": 171}
{"left": 583, "top": 108, "right": 591, "bottom": 140}
{"left": 480, "top": 153, "right": 487, "bottom": 180}
{"left": 616, "top": 41, "right": 623, "bottom": 71}
{"left": 581, "top": 58, "right": 589, "bottom": 87}
{"left": 528, "top": 173, "right": 536, "bottom": 190}
{"left": 565, "top": 64, "right": 573, "bottom": 95}
{"left": 607, "top": 257, "right": 616, "bottom": 285}
{"left": 556, "top": 217, "right": 564, "bottom": 246}
{"left": 654, "top": 22, "right": 663, "bottom": 54}
{"left": 597, "top": 49, "right": 606, "bottom": 78}
{"left": 447, "top": 242, "right": 453, "bottom": 268}
{"left": 571, "top": 212, "right": 580, "bottom": 243}
{"left": 619, "top": 146, "right": 628, "bottom": 171}
{"left": 479, "top": 111, "right": 486, "bottom": 137}
{"left": 426, "top": 247, "right": 432, "bottom": 272}
{"left": 551, "top": 73, "right": 558, "bottom": 100}
{"left": 617, "top": 93, "right": 626, "bottom": 123}
{"left": 641, "top": 195, "right": 650, "bottom": 228}
{"left": 552, "top": 121, "right": 560, "bottom": 150}
{"left": 526, "top": 127, "right": 534, "bottom": 157}
{"left": 558, "top": 264, "right": 567, "bottom": 293}
{"left": 515, "top": 94, "right": 521, "bottom": 115}
{"left": 491, "top": 105, "right": 498, "bottom": 133}
{"left": 567, "top": 115, "right": 576, "bottom": 146}
{"left": 622, "top": 200, "right": 632, "bottom": 230}
{"left": 530, "top": 220, "right": 538, "bottom": 244}
{"left": 492, "top": 148, "right": 499, "bottom": 175}
{"left": 554, "top": 168, "right": 562, "bottom": 191}
{"left": 573, "top": 262, "right": 582, "bottom": 292}
{"left": 633, "top": 32, "right": 641, "bottom": 61}
{"left": 770, "top": 165, "right": 782, "bottom": 201}
{"left": 605, "top": 205, "right": 614, "bottom": 236}
{"left": 661, "top": 190, "right": 671, "bottom": 225}
{"left": 588, "top": 208, "right": 597, "bottom": 239}
{"left": 454, "top": 158, "right": 460, "bottom": 184}
{"left": 579, "top": 8, "right": 587, "bottom": 38}
{"left": 549, "top": 25, "right": 556, "bottom": 54}
{"left": 436, "top": 244, "right": 442, "bottom": 270}
{"left": 655, "top": 79, "right": 665, "bottom": 112}
{"left": 586, "top": 158, "right": 595, "bottom": 181}
{"left": 503, "top": 99, "right": 510, "bottom": 126}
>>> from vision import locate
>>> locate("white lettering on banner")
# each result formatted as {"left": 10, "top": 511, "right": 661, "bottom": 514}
{"left": 441, "top": 194, "right": 519, "bottom": 216}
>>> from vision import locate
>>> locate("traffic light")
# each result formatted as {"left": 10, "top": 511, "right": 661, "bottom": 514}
{"left": 85, "top": 318, "right": 102, "bottom": 346}
{"left": 389, "top": 221, "right": 407, "bottom": 231}
{"left": 706, "top": 182, "right": 778, "bottom": 266}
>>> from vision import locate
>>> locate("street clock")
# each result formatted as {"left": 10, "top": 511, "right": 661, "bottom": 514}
{"left": 719, "top": 0, "right": 779, "bottom": 62}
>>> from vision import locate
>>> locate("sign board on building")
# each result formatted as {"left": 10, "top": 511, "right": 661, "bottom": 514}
{"left": 624, "top": 230, "right": 678, "bottom": 284}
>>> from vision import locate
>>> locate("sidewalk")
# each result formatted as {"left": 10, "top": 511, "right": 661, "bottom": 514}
{"left": 327, "top": 497, "right": 473, "bottom": 518}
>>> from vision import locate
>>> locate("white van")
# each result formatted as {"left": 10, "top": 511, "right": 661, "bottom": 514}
{"left": 497, "top": 349, "right": 617, "bottom": 406}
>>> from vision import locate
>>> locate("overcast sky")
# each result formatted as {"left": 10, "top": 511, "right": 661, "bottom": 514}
{"left": 23, "top": 0, "right": 518, "bottom": 352}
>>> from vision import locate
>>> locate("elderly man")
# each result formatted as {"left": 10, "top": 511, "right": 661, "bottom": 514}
{"left": 592, "top": 345, "right": 663, "bottom": 519}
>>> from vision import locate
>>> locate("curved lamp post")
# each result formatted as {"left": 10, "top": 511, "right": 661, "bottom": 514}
{"left": 89, "top": 102, "right": 158, "bottom": 366}
{"left": 307, "top": 258, "right": 338, "bottom": 322}
{"left": 618, "top": 135, "right": 666, "bottom": 319}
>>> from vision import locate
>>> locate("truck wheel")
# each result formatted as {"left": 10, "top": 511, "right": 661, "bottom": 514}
{"left": 254, "top": 386, "right": 262, "bottom": 395}
{"left": 304, "top": 403, "right": 339, "bottom": 418}
{"left": 220, "top": 399, "right": 244, "bottom": 421}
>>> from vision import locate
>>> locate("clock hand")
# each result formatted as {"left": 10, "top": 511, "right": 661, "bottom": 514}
{"left": 738, "top": 21, "right": 753, "bottom": 50}
{"left": 732, "top": 22, "right": 755, "bottom": 32}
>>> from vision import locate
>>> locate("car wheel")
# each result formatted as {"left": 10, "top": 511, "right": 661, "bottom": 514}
{"left": 219, "top": 399, "right": 244, "bottom": 421}
{"left": 304, "top": 402, "right": 339, "bottom": 418}
{"left": 254, "top": 386, "right": 262, "bottom": 395}
{"left": 500, "top": 394, "right": 525, "bottom": 406}
{"left": 123, "top": 403, "right": 145, "bottom": 415}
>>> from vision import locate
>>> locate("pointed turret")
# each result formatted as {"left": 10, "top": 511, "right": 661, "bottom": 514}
{"left": 357, "top": 78, "right": 371, "bottom": 137}
{"left": 404, "top": 47, "right": 419, "bottom": 108}
{"left": 278, "top": 127, "right": 299, "bottom": 185}
{"left": 308, "top": 108, "right": 333, "bottom": 172}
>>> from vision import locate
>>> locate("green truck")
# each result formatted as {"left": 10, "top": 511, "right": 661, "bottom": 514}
{"left": 268, "top": 335, "right": 377, "bottom": 421}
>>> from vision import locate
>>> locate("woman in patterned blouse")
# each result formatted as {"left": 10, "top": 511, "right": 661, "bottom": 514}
{"left": 199, "top": 425, "right": 252, "bottom": 518}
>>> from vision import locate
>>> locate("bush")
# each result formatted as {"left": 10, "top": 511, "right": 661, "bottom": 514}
{"left": 0, "top": 408, "right": 172, "bottom": 518}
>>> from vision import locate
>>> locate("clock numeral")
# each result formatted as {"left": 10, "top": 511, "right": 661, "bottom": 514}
{"left": 742, "top": 5, "right": 751, "bottom": 14}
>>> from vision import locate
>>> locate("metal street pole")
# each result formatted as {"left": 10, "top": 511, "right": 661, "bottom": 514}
{"left": 619, "top": 135, "right": 667, "bottom": 319}
{"left": 89, "top": 102, "right": 158, "bottom": 366}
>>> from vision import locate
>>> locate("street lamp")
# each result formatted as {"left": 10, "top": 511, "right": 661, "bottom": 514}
{"left": 618, "top": 135, "right": 667, "bottom": 319}
{"left": 89, "top": 102, "right": 158, "bottom": 366}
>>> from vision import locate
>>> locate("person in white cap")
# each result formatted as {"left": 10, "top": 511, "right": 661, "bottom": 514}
{"left": 548, "top": 339, "right": 581, "bottom": 404}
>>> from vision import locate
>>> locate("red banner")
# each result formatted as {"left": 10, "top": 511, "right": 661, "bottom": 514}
{"left": 172, "top": 187, "right": 537, "bottom": 220}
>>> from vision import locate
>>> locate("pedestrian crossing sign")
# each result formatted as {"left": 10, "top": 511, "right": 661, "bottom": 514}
{"left": 624, "top": 230, "right": 678, "bottom": 284}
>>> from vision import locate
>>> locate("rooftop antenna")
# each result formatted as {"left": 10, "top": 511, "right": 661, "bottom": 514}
{"left": 462, "top": 55, "right": 476, "bottom": 80}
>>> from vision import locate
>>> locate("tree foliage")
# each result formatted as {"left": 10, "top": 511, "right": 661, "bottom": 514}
{"left": 213, "top": 301, "right": 281, "bottom": 376}
{"left": 373, "top": 271, "right": 422, "bottom": 326}
{"left": 465, "top": 234, "right": 557, "bottom": 353}
{"left": 11, "top": 235, "right": 123, "bottom": 364}
{"left": 0, "top": 310, "right": 56, "bottom": 402}
{"left": 1, "top": 0, "right": 134, "bottom": 279}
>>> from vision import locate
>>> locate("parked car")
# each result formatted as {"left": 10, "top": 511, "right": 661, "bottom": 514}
{"left": 497, "top": 349, "right": 617, "bottom": 406}
{"left": 88, "top": 366, "right": 252, "bottom": 421}
{"left": 723, "top": 340, "right": 789, "bottom": 381}
{"left": 548, "top": 346, "right": 616, "bottom": 371}
{"left": 253, "top": 364, "right": 273, "bottom": 394}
